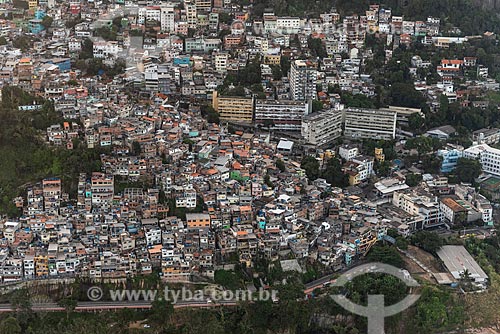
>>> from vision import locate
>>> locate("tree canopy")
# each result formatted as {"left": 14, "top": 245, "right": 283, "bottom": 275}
{"left": 455, "top": 158, "right": 482, "bottom": 184}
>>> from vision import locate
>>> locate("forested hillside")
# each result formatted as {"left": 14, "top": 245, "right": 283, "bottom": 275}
{"left": 240, "top": 0, "right": 500, "bottom": 35}
{"left": 0, "top": 87, "right": 104, "bottom": 216}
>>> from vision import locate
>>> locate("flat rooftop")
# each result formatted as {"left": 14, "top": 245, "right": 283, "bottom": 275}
{"left": 436, "top": 245, "right": 488, "bottom": 281}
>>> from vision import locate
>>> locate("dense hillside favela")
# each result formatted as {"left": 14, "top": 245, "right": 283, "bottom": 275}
{"left": 3, "top": 0, "right": 500, "bottom": 333}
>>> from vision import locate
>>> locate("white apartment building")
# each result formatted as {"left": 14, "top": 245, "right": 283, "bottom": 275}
{"left": 161, "top": 5, "right": 176, "bottom": 32}
{"left": 255, "top": 99, "right": 311, "bottom": 131}
{"left": 393, "top": 190, "right": 444, "bottom": 229}
{"left": 146, "top": 7, "right": 161, "bottom": 22}
{"left": 93, "top": 41, "right": 121, "bottom": 59}
{"left": 276, "top": 17, "right": 302, "bottom": 34}
{"left": 352, "top": 156, "right": 374, "bottom": 181}
{"left": 339, "top": 145, "right": 359, "bottom": 161}
{"left": 175, "top": 189, "right": 197, "bottom": 208}
{"left": 23, "top": 256, "right": 35, "bottom": 278}
{"left": 214, "top": 52, "right": 229, "bottom": 72}
{"left": 343, "top": 107, "right": 397, "bottom": 140}
{"left": 68, "top": 39, "right": 81, "bottom": 52}
{"left": 289, "top": 59, "right": 317, "bottom": 101}
{"left": 464, "top": 144, "right": 500, "bottom": 177}
{"left": 145, "top": 227, "right": 162, "bottom": 246}
{"left": 301, "top": 109, "right": 343, "bottom": 146}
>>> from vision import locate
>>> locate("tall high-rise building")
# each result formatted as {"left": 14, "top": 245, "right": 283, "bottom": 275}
{"left": 160, "top": 5, "right": 176, "bottom": 32}
{"left": 289, "top": 60, "right": 317, "bottom": 101}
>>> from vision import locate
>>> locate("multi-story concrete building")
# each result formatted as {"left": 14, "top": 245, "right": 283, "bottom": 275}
{"left": 195, "top": 0, "right": 212, "bottom": 12}
{"left": 186, "top": 213, "right": 211, "bottom": 229}
{"left": 289, "top": 60, "right": 317, "bottom": 101}
{"left": 343, "top": 107, "right": 397, "bottom": 140}
{"left": 437, "top": 148, "right": 463, "bottom": 173}
{"left": 185, "top": 1, "right": 197, "bottom": 28}
{"left": 472, "top": 128, "right": 500, "bottom": 145}
{"left": 42, "top": 178, "right": 62, "bottom": 214}
{"left": 160, "top": 5, "right": 176, "bottom": 32}
{"left": 301, "top": 109, "right": 343, "bottom": 146}
{"left": 393, "top": 190, "right": 444, "bottom": 230}
{"left": 214, "top": 52, "right": 229, "bottom": 72}
{"left": 339, "top": 144, "right": 359, "bottom": 161}
{"left": 90, "top": 172, "right": 114, "bottom": 206}
{"left": 464, "top": 144, "right": 500, "bottom": 177}
{"left": 212, "top": 91, "right": 254, "bottom": 124}
{"left": 255, "top": 99, "right": 310, "bottom": 131}
{"left": 93, "top": 41, "right": 121, "bottom": 59}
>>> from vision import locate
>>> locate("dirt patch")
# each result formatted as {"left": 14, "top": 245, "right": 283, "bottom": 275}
{"left": 405, "top": 245, "right": 443, "bottom": 273}
{"left": 402, "top": 255, "right": 435, "bottom": 283}
{"left": 129, "top": 321, "right": 146, "bottom": 329}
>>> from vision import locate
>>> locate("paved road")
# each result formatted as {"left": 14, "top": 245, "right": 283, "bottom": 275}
{"left": 0, "top": 264, "right": 369, "bottom": 313}
{"left": 0, "top": 300, "right": 238, "bottom": 313}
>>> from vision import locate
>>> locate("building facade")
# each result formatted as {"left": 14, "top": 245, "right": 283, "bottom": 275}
{"left": 464, "top": 144, "right": 500, "bottom": 177}
{"left": 289, "top": 60, "right": 317, "bottom": 101}
{"left": 255, "top": 99, "right": 310, "bottom": 131}
{"left": 343, "top": 107, "right": 397, "bottom": 140}
{"left": 301, "top": 109, "right": 343, "bottom": 146}
{"left": 437, "top": 148, "right": 463, "bottom": 173}
{"left": 212, "top": 91, "right": 254, "bottom": 124}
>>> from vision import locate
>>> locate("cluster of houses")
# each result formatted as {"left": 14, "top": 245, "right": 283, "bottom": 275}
{"left": 0, "top": 0, "right": 499, "bottom": 285}
{"left": 1, "top": 111, "right": 496, "bottom": 283}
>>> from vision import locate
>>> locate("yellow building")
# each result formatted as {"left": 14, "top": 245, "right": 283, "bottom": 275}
{"left": 212, "top": 91, "right": 254, "bottom": 124}
{"left": 263, "top": 54, "right": 281, "bottom": 65}
{"left": 186, "top": 213, "right": 211, "bottom": 228}
{"left": 375, "top": 147, "right": 385, "bottom": 162}
{"left": 28, "top": 0, "right": 38, "bottom": 10}
{"left": 35, "top": 255, "right": 48, "bottom": 277}
{"left": 347, "top": 170, "right": 360, "bottom": 186}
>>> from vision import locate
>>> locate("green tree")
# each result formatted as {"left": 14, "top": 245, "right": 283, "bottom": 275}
{"left": 276, "top": 159, "right": 286, "bottom": 172}
{"left": 301, "top": 156, "right": 320, "bottom": 181}
{"left": 58, "top": 297, "right": 77, "bottom": 320}
{"left": 0, "top": 317, "right": 21, "bottom": 334}
{"left": 408, "top": 113, "right": 425, "bottom": 132}
{"left": 405, "top": 136, "right": 442, "bottom": 156}
{"left": 201, "top": 104, "right": 220, "bottom": 124}
{"left": 41, "top": 15, "right": 53, "bottom": 29}
{"left": 345, "top": 272, "right": 407, "bottom": 306}
{"left": 405, "top": 173, "right": 423, "bottom": 187}
{"left": 132, "top": 141, "right": 141, "bottom": 155}
{"left": 11, "top": 288, "right": 32, "bottom": 312}
{"left": 308, "top": 37, "right": 327, "bottom": 58}
{"left": 214, "top": 269, "right": 242, "bottom": 290}
{"left": 389, "top": 83, "right": 426, "bottom": 108}
{"left": 455, "top": 158, "right": 482, "bottom": 184}
{"left": 411, "top": 231, "right": 443, "bottom": 254}
{"left": 148, "top": 298, "right": 174, "bottom": 330}
{"left": 270, "top": 64, "right": 283, "bottom": 80}
{"left": 312, "top": 100, "right": 323, "bottom": 112}
{"left": 80, "top": 38, "right": 94, "bottom": 59}
{"left": 367, "top": 244, "right": 404, "bottom": 268}
{"left": 413, "top": 287, "right": 461, "bottom": 332}
{"left": 321, "top": 158, "right": 349, "bottom": 187}
{"left": 264, "top": 174, "right": 274, "bottom": 188}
